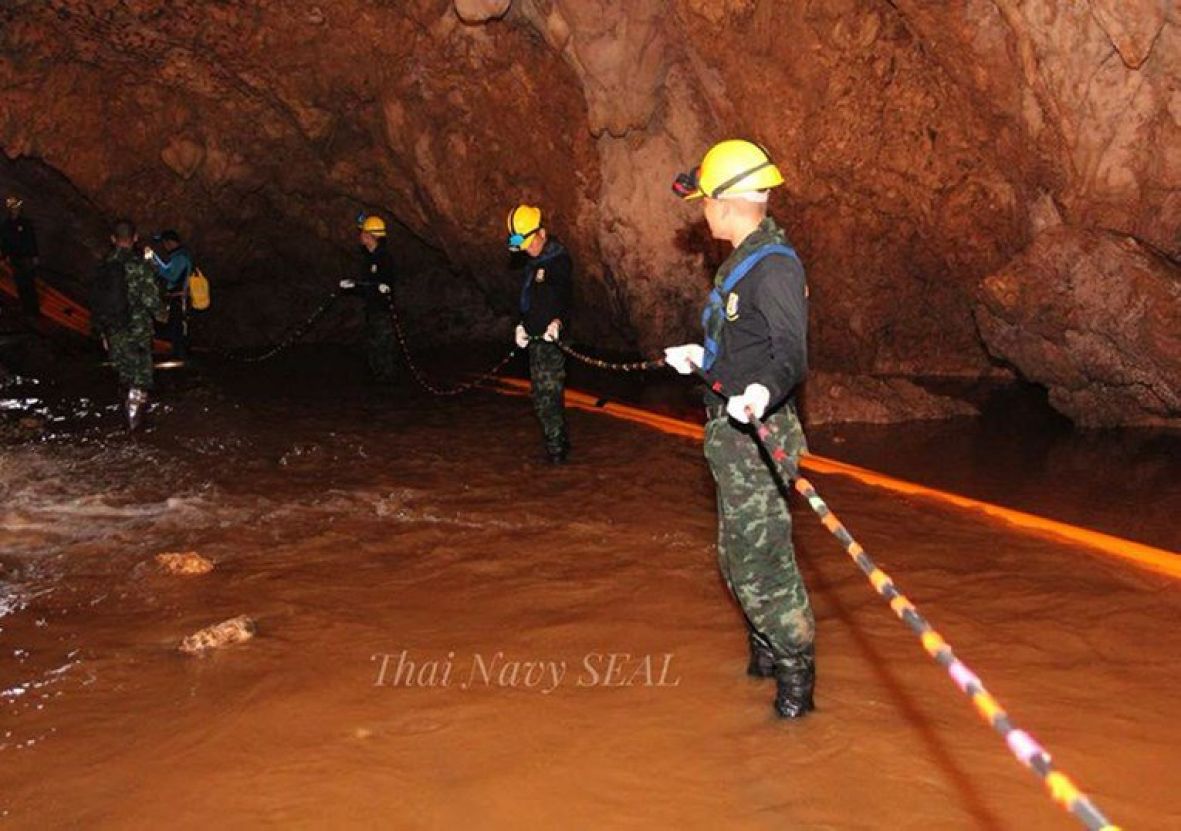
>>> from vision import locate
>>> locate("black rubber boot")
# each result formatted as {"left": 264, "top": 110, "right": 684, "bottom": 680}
{"left": 746, "top": 630, "right": 775, "bottom": 679}
{"left": 547, "top": 435, "right": 570, "bottom": 465}
{"left": 773, "top": 645, "right": 816, "bottom": 719}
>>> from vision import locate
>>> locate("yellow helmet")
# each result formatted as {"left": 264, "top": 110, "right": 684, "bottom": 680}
{"left": 506, "top": 204, "right": 542, "bottom": 251}
{"left": 672, "top": 139, "right": 784, "bottom": 201}
{"left": 360, "top": 215, "right": 387, "bottom": 237}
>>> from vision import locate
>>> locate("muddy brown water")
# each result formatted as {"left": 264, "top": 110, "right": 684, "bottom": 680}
{"left": 1, "top": 345, "right": 1178, "bottom": 829}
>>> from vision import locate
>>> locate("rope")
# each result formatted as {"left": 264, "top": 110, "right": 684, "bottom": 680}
{"left": 548, "top": 338, "right": 665, "bottom": 373}
{"left": 692, "top": 367, "right": 1120, "bottom": 831}
{"left": 386, "top": 295, "right": 518, "bottom": 397}
{"left": 217, "top": 291, "right": 342, "bottom": 363}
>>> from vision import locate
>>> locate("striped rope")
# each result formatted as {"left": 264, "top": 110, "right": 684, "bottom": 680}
{"left": 745, "top": 406, "right": 1121, "bottom": 831}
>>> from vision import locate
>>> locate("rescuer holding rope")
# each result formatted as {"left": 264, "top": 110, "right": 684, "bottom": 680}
{"left": 340, "top": 214, "right": 397, "bottom": 384}
{"left": 508, "top": 204, "right": 573, "bottom": 464}
{"left": 664, "top": 140, "right": 815, "bottom": 718}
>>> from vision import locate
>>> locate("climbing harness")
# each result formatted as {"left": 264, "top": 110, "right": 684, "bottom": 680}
{"left": 693, "top": 367, "right": 1120, "bottom": 831}
{"left": 701, "top": 243, "right": 799, "bottom": 370}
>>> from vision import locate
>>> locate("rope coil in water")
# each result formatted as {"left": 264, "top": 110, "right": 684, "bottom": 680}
{"left": 716, "top": 379, "right": 1121, "bottom": 830}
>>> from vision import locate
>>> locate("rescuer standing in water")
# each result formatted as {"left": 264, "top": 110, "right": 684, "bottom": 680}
{"left": 91, "top": 219, "right": 165, "bottom": 431}
{"left": 508, "top": 204, "right": 573, "bottom": 464}
{"left": 146, "top": 230, "right": 193, "bottom": 360}
{"left": 664, "top": 140, "right": 815, "bottom": 718}
{"left": 340, "top": 214, "right": 397, "bottom": 384}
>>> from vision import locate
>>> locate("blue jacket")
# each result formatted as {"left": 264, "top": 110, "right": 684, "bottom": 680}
{"left": 151, "top": 246, "right": 193, "bottom": 292}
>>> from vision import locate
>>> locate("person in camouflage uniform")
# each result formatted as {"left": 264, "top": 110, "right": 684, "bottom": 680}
{"left": 665, "top": 140, "right": 814, "bottom": 719}
{"left": 96, "top": 219, "right": 164, "bottom": 430}
{"left": 340, "top": 214, "right": 397, "bottom": 384}
{"left": 507, "top": 204, "right": 573, "bottom": 464}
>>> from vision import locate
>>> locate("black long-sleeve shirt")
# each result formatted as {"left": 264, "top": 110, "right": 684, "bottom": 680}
{"left": 704, "top": 218, "right": 808, "bottom": 410}
{"left": 352, "top": 240, "right": 396, "bottom": 306}
{"left": 1, "top": 215, "right": 38, "bottom": 260}
{"left": 519, "top": 238, "right": 573, "bottom": 336}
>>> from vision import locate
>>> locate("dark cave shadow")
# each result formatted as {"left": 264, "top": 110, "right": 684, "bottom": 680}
{"left": 673, "top": 219, "right": 728, "bottom": 291}
{"left": 801, "top": 521, "right": 1008, "bottom": 831}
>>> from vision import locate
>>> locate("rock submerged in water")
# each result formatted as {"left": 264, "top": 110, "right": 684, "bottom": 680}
{"left": 179, "top": 615, "right": 256, "bottom": 655}
{"left": 156, "top": 551, "right": 215, "bottom": 575}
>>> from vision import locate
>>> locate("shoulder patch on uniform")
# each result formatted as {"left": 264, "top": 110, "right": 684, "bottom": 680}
{"left": 725, "top": 291, "right": 740, "bottom": 321}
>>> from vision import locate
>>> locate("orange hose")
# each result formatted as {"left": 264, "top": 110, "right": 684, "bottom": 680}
{"left": 0, "top": 263, "right": 171, "bottom": 353}
{"left": 492, "top": 377, "right": 1181, "bottom": 579}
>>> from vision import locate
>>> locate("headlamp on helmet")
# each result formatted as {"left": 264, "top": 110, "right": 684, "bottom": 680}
{"left": 672, "top": 140, "right": 784, "bottom": 201}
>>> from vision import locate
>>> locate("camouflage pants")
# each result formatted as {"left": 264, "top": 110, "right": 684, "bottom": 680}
{"left": 106, "top": 326, "right": 154, "bottom": 390}
{"left": 364, "top": 301, "right": 397, "bottom": 382}
{"left": 528, "top": 341, "right": 568, "bottom": 456}
{"left": 704, "top": 404, "right": 813, "bottom": 661}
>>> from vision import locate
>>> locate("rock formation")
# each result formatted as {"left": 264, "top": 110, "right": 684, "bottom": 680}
{"left": 976, "top": 228, "right": 1180, "bottom": 427}
{"left": 803, "top": 373, "right": 978, "bottom": 426}
{"left": 156, "top": 551, "right": 216, "bottom": 575}
{"left": 178, "top": 615, "right": 257, "bottom": 654}
{"left": 0, "top": 0, "right": 1176, "bottom": 424}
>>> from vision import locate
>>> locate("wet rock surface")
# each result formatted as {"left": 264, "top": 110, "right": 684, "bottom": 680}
{"left": 976, "top": 228, "right": 1181, "bottom": 427}
{"left": 803, "top": 373, "right": 978, "bottom": 426}
{"left": 178, "top": 615, "right": 256, "bottom": 654}
{"left": 155, "top": 551, "right": 215, "bottom": 575}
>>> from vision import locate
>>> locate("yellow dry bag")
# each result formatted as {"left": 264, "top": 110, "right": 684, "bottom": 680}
{"left": 189, "top": 266, "right": 211, "bottom": 311}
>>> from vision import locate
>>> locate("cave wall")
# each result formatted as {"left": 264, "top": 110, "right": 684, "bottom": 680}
{"left": 0, "top": 0, "right": 1177, "bottom": 423}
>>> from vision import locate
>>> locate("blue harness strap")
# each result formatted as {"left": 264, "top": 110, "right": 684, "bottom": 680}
{"left": 701, "top": 243, "right": 799, "bottom": 370}
{"left": 519, "top": 247, "right": 565, "bottom": 314}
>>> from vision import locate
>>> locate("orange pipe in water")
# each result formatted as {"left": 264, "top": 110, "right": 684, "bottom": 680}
{"left": 0, "top": 264, "right": 171, "bottom": 353}
{"left": 492, "top": 377, "right": 1181, "bottom": 580}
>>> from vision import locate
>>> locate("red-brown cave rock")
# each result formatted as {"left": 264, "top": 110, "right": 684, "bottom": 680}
{"left": 976, "top": 227, "right": 1180, "bottom": 428}
{"left": 0, "top": 0, "right": 1177, "bottom": 425}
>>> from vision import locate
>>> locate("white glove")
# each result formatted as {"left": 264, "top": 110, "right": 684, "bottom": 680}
{"left": 726, "top": 383, "right": 771, "bottom": 424}
{"left": 339, "top": 279, "right": 356, "bottom": 289}
{"left": 378, "top": 283, "right": 391, "bottom": 294}
{"left": 142, "top": 247, "right": 155, "bottom": 261}
{"left": 543, "top": 319, "right": 561, "bottom": 343}
{"left": 514, "top": 324, "right": 529, "bottom": 348}
{"left": 663, "top": 343, "right": 704, "bottom": 375}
